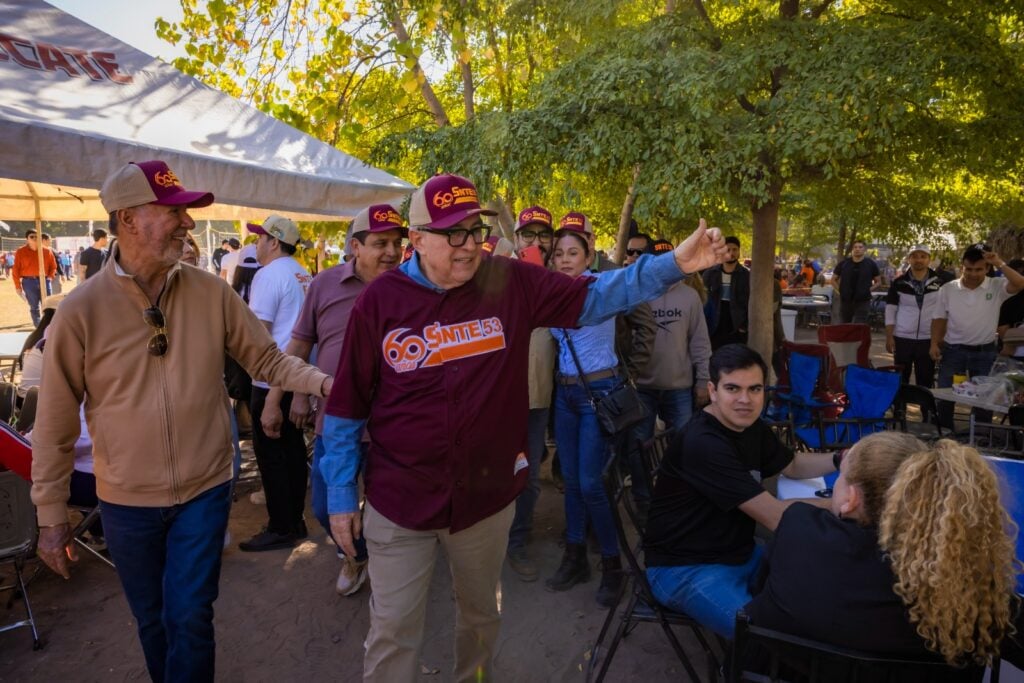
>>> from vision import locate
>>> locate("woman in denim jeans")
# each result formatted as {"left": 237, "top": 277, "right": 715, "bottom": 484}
{"left": 544, "top": 230, "right": 624, "bottom": 608}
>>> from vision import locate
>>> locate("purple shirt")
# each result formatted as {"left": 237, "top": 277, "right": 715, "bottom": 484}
{"left": 325, "top": 256, "right": 589, "bottom": 532}
{"left": 291, "top": 260, "right": 364, "bottom": 434}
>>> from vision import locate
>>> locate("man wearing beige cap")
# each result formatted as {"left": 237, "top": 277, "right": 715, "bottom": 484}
{"left": 239, "top": 215, "right": 316, "bottom": 552}
{"left": 263, "top": 203, "right": 406, "bottom": 594}
{"left": 321, "top": 173, "right": 728, "bottom": 682}
{"left": 30, "top": 160, "right": 333, "bottom": 682}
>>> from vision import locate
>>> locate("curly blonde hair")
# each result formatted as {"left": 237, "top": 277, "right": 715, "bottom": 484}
{"left": 847, "top": 435, "right": 1019, "bottom": 665}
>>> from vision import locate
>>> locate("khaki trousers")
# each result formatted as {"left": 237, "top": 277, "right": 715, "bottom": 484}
{"left": 362, "top": 501, "right": 515, "bottom": 683}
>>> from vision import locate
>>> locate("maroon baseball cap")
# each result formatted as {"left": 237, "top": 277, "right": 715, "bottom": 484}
{"left": 351, "top": 204, "right": 408, "bottom": 237}
{"left": 100, "top": 160, "right": 214, "bottom": 213}
{"left": 558, "top": 212, "right": 593, "bottom": 235}
{"left": 515, "top": 206, "right": 553, "bottom": 231}
{"left": 408, "top": 174, "right": 497, "bottom": 229}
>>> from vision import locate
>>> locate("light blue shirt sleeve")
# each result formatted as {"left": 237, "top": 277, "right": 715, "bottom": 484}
{"left": 321, "top": 414, "right": 366, "bottom": 515}
{"left": 577, "top": 253, "right": 685, "bottom": 326}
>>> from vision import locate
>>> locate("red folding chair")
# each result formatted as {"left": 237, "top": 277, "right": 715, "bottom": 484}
{"left": 817, "top": 323, "right": 873, "bottom": 393}
{"left": 0, "top": 423, "right": 113, "bottom": 569}
{"left": 0, "top": 422, "right": 32, "bottom": 481}
{"left": 768, "top": 342, "right": 844, "bottom": 424}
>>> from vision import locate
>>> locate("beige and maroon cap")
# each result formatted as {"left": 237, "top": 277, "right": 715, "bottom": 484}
{"left": 248, "top": 214, "right": 300, "bottom": 247}
{"left": 351, "top": 204, "right": 408, "bottom": 237}
{"left": 408, "top": 174, "right": 497, "bottom": 229}
{"left": 100, "top": 160, "right": 214, "bottom": 213}
{"left": 558, "top": 212, "right": 593, "bottom": 235}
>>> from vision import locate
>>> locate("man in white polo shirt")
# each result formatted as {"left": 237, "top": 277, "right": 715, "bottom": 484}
{"left": 931, "top": 243, "right": 1024, "bottom": 428}
{"left": 239, "top": 215, "right": 314, "bottom": 551}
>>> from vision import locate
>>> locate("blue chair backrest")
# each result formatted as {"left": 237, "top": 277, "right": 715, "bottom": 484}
{"left": 843, "top": 366, "right": 900, "bottom": 419}
{"left": 789, "top": 352, "right": 822, "bottom": 402}
{"left": 985, "top": 455, "right": 1024, "bottom": 595}
{"left": 801, "top": 365, "right": 900, "bottom": 449}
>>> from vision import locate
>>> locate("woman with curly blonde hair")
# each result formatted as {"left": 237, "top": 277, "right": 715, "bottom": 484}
{"left": 745, "top": 432, "right": 1018, "bottom": 675}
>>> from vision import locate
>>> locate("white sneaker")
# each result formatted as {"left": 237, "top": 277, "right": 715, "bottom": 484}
{"left": 249, "top": 489, "right": 266, "bottom": 505}
{"left": 223, "top": 529, "right": 232, "bottom": 551}
{"left": 335, "top": 557, "right": 368, "bottom": 596}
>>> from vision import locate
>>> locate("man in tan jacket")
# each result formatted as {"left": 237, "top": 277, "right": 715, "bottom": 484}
{"left": 31, "top": 160, "right": 333, "bottom": 683}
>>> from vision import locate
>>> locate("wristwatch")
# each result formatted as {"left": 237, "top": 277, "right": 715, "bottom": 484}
{"left": 832, "top": 449, "right": 845, "bottom": 471}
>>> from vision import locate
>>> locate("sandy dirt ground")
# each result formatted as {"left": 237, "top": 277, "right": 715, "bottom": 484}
{"left": 0, "top": 471, "right": 714, "bottom": 682}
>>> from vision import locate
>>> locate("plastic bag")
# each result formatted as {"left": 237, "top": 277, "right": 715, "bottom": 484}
{"left": 971, "top": 375, "right": 1015, "bottom": 407}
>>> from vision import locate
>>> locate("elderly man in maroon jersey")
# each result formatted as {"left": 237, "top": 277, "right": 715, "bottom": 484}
{"left": 321, "top": 173, "right": 727, "bottom": 682}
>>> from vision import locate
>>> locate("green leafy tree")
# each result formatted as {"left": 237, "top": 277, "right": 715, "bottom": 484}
{"left": 391, "top": 0, "right": 1024, "bottom": 362}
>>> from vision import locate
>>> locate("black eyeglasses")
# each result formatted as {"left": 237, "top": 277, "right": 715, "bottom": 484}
{"left": 626, "top": 248, "right": 646, "bottom": 256}
{"left": 418, "top": 224, "right": 491, "bottom": 247}
{"left": 143, "top": 306, "right": 169, "bottom": 357}
{"left": 516, "top": 229, "right": 553, "bottom": 243}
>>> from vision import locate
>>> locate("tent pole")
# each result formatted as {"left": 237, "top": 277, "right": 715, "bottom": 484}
{"left": 28, "top": 182, "right": 46, "bottom": 304}
{"left": 205, "top": 220, "right": 213, "bottom": 273}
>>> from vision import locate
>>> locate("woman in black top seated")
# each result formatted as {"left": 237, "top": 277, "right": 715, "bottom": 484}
{"left": 744, "top": 432, "right": 1018, "bottom": 678}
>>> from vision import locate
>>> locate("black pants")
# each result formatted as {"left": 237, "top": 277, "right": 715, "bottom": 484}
{"left": 839, "top": 299, "right": 871, "bottom": 324}
{"left": 893, "top": 337, "right": 935, "bottom": 388}
{"left": 711, "top": 301, "right": 748, "bottom": 350}
{"left": 249, "top": 386, "right": 308, "bottom": 534}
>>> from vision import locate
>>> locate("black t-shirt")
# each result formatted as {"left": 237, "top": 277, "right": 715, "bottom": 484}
{"left": 79, "top": 246, "right": 106, "bottom": 279}
{"left": 999, "top": 292, "right": 1024, "bottom": 328}
{"left": 644, "top": 410, "right": 793, "bottom": 566}
{"left": 745, "top": 504, "right": 929, "bottom": 656}
{"left": 211, "top": 247, "right": 228, "bottom": 273}
{"left": 738, "top": 504, "right": 985, "bottom": 682}
{"left": 836, "top": 257, "right": 880, "bottom": 302}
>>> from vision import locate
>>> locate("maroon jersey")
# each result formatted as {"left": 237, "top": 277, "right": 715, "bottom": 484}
{"left": 326, "top": 256, "right": 589, "bottom": 531}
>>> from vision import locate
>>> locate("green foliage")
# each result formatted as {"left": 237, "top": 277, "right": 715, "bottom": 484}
{"left": 158, "top": 0, "right": 1024, "bottom": 252}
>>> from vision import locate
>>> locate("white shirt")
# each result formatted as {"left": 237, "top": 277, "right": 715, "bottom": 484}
{"left": 248, "top": 256, "right": 312, "bottom": 389}
{"left": 220, "top": 250, "right": 240, "bottom": 284}
{"left": 933, "top": 276, "right": 1012, "bottom": 345}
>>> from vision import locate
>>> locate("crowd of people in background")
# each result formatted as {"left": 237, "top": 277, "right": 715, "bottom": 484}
{"left": 10, "top": 160, "right": 1023, "bottom": 683}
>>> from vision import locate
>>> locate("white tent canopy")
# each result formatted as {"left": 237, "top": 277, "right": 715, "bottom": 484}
{"left": 0, "top": 0, "right": 413, "bottom": 223}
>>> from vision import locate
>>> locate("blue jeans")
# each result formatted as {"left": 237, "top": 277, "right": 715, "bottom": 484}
{"left": 554, "top": 378, "right": 619, "bottom": 558}
{"left": 936, "top": 343, "right": 997, "bottom": 428}
{"left": 647, "top": 545, "right": 764, "bottom": 639}
{"left": 508, "top": 407, "right": 549, "bottom": 550}
{"left": 101, "top": 481, "right": 231, "bottom": 683}
{"left": 22, "top": 276, "right": 42, "bottom": 327}
{"left": 311, "top": 436, "right": 368, "bottom": 561}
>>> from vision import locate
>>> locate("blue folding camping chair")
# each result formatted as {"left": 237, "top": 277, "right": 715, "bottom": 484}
{"left": 796, "top": 365, "right": 903, "bottom": 451}
{"left": 766, "top": 343, "right": 840, "bottom": 430}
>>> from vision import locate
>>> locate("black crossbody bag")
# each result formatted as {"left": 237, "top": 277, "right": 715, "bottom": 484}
{"left": 560, "top": 329, "right": 648, "bottom": 437}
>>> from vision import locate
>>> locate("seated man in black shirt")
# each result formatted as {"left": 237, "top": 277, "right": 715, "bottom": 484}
{"left": 643, "top": 344, "right": 838, "bottom": 639}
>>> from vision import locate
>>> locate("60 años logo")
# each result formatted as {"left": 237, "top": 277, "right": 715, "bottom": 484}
{"left": 383, "top": 317, "right": 506, "bottom": 373}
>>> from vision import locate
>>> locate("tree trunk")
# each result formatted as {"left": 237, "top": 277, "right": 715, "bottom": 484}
{"left": 835, "top": 218, "right": 847, "bottom": 259}
{"left": 389, "top": 13, "right": 450, "bottom": 128}
{"left": 779, "top": 215, "right": 790, "bottom": 261}
{"left": 486, "top": 197, "right": 516, "bottom": 239}
{"left": 613, "top": 165, "right": 642, "bottom": 264}
{"left": 749, "top": 186, "right": 781, "bottom": 375}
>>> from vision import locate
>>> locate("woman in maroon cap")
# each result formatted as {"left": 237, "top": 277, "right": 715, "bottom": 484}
{"left": 545, "top": 229, "right": 625, "bottom": 608}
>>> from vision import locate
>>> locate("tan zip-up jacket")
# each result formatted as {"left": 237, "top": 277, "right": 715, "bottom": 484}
{"left": 31, "top": 253, "right": 329, "bottom": 526}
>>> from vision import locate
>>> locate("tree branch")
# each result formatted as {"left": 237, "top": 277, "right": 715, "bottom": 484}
{"left": 388, "top": 10, "right": 450, "bottom": 127}
{"left": 691, "top": 0, "right": 722, "bottom": 50}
